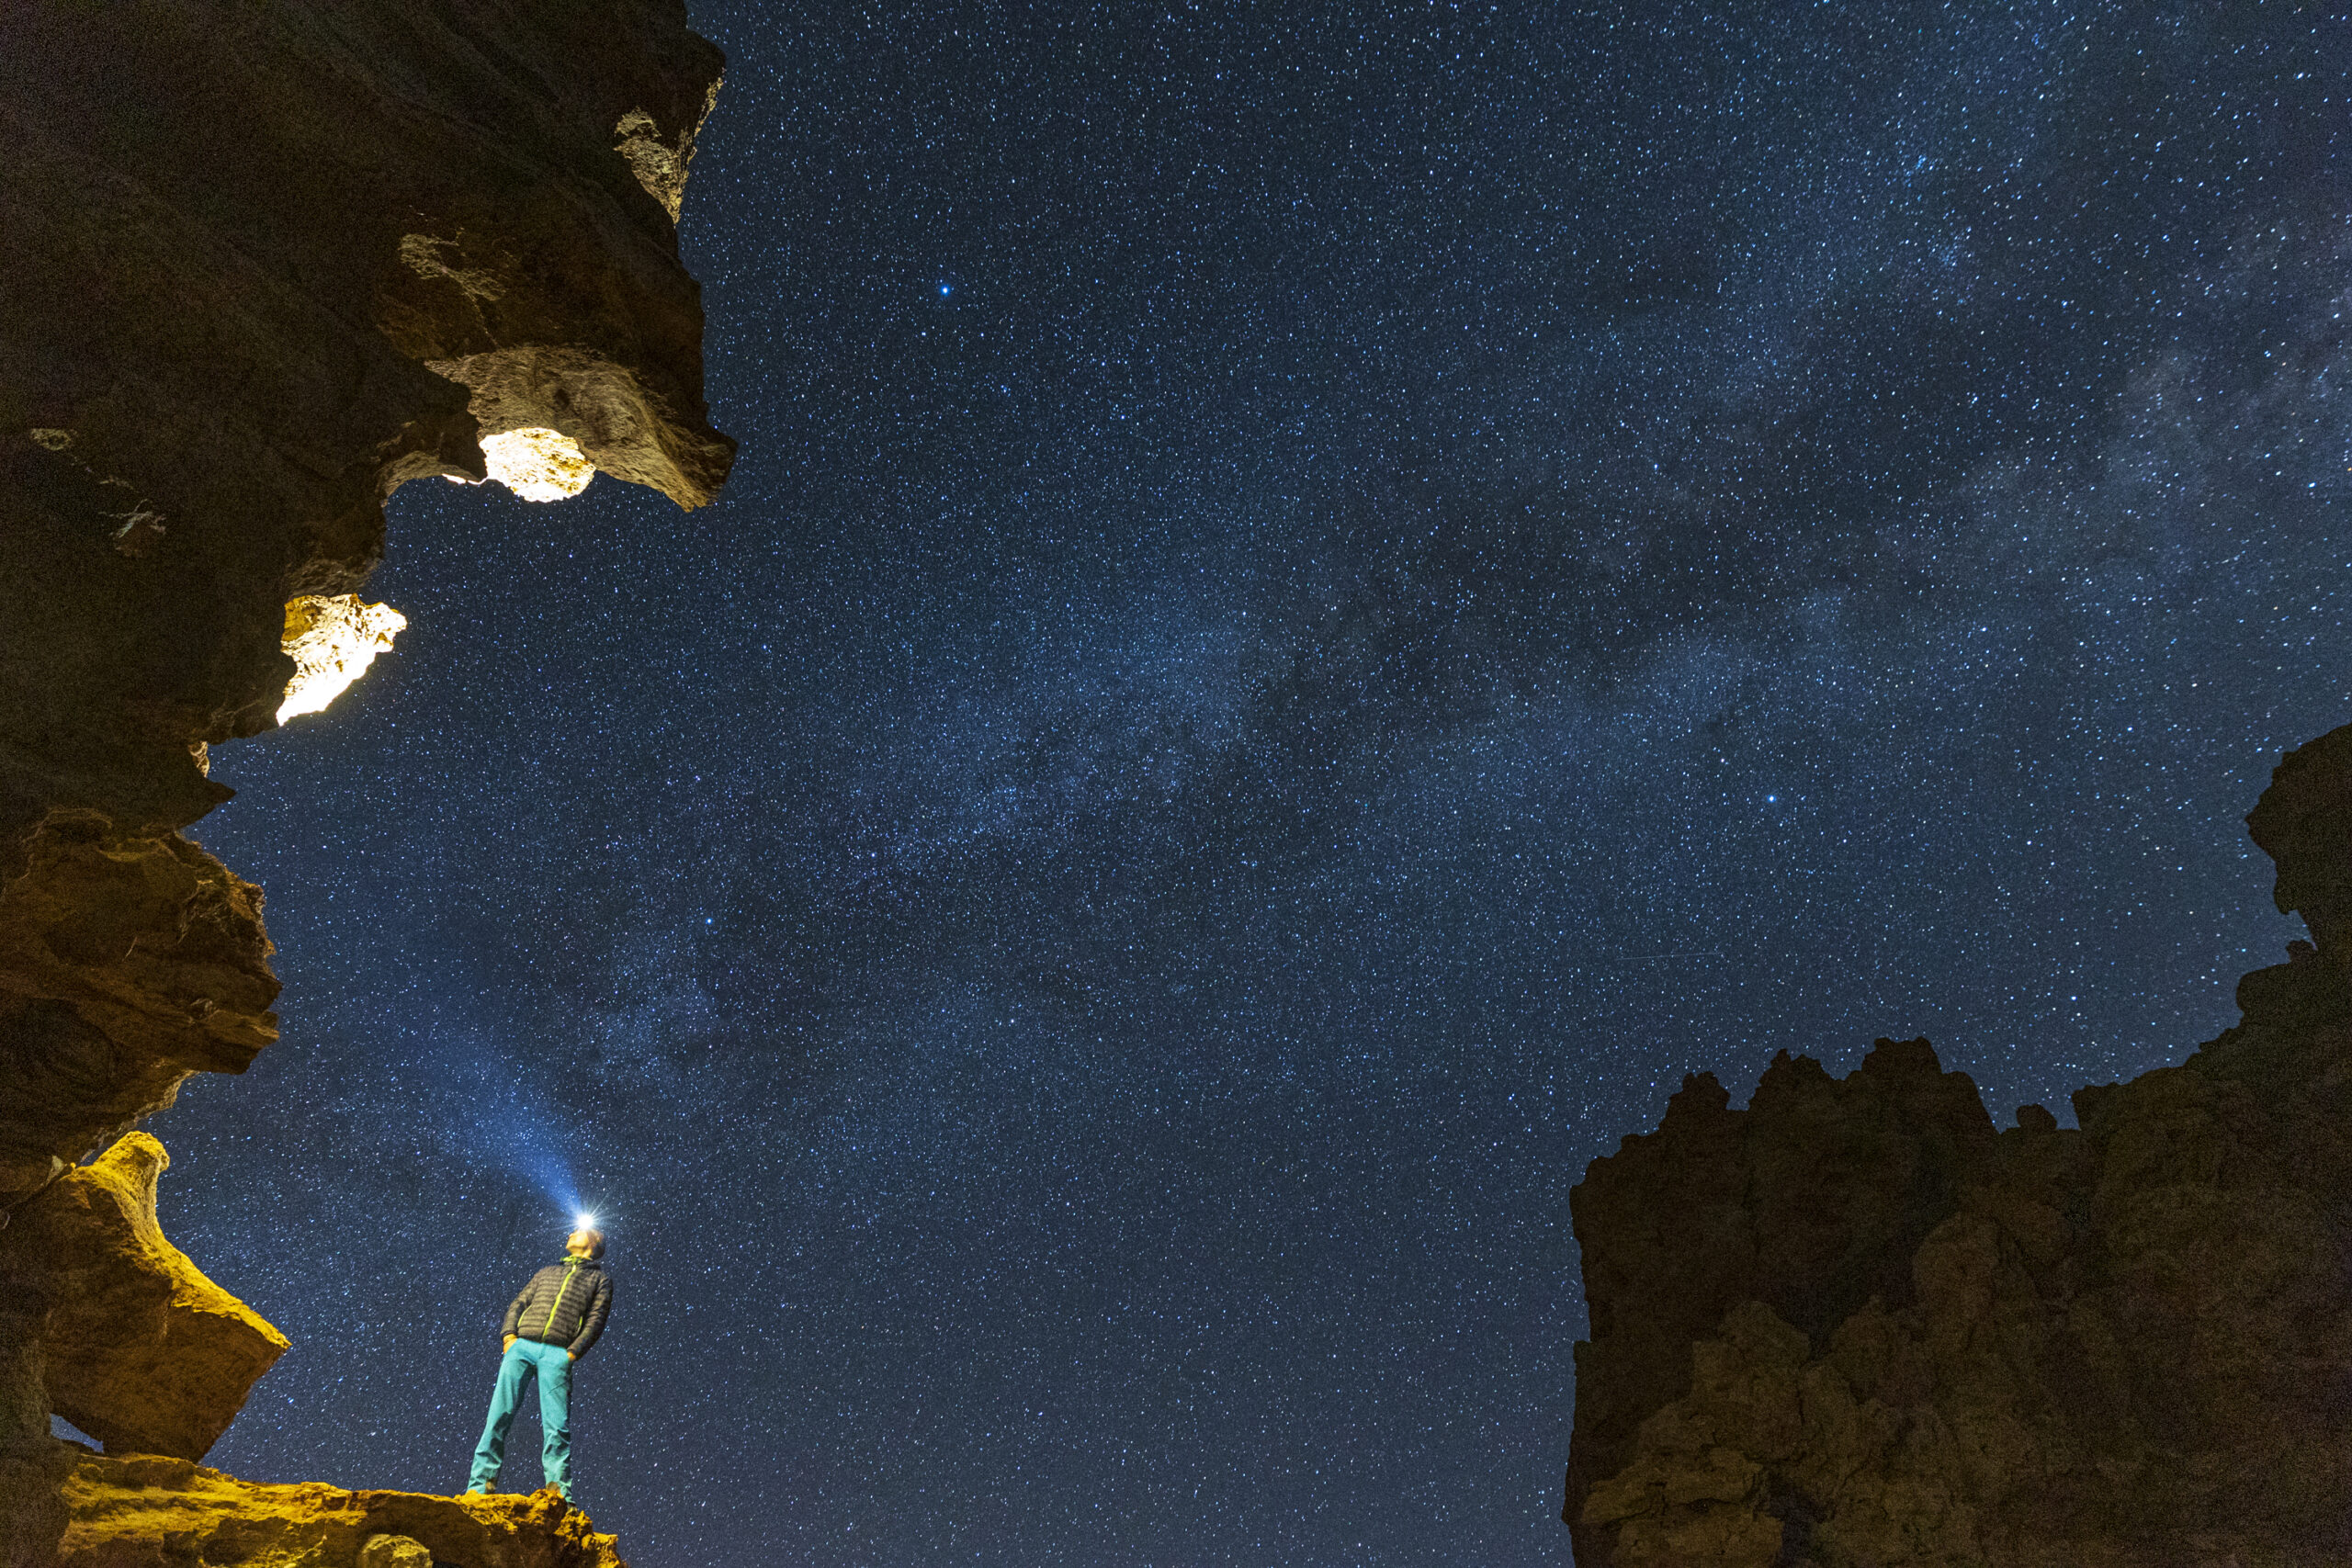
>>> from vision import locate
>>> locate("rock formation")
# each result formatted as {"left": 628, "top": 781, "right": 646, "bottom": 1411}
{"left": 5, "top": 1134, "right": 288, "bottom": 1464}
{"left": 0, "top": 1, "right": 730, "bottom": 1560}
{"left": 1565, "top": 724, "right": 2352, "bottom": 1565}
{"left": 51, "top": 1455, "right": 622, "bottom": 1568}
{"left": 0, "top": 0, "right": 731, "bottom": 1207}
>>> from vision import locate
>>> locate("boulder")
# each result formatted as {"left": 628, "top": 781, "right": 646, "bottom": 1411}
{"left": 3, "top": 1134, "right": 288, "bottom": 1461}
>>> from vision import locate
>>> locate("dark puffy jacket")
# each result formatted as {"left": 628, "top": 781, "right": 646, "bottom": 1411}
{"left": 501, "top": 1257, "right": 614, "bottom": 1359}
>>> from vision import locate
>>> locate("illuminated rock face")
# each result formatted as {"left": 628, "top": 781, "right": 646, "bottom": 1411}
{"left": 615, "top": 93, "right": 719, "bottom": 222}
{"left": 0, "top": 1134, "right": 288, "bottom": 1461}
{"left": 478, "top": 429, "right": 598, "bottom": 504}
{"left": 277, "top": 595, "right": 410, "bottom": 725}
{"left": 51, "top": 1456, "right": 627, "bottom": 1568}
{"left": 1566, "top": 724, "right": 2352, "bottom": 1566}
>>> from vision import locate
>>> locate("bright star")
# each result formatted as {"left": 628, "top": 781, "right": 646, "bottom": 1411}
{"left": 939, "top": 283, "right": 952, "bottom": 296}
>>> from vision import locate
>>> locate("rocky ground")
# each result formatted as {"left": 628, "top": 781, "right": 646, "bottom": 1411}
{"left": 52, "top": 1456, "right": 621, "bottom": 1568}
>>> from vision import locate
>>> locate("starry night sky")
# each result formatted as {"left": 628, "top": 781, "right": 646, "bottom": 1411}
{"left": 135, "top": 4, "right": 2349, "bottom": 1564}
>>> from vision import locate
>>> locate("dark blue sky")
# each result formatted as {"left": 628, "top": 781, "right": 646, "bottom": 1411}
{"left": 144, "top": 4, "right": 2348, "bottom": 1564}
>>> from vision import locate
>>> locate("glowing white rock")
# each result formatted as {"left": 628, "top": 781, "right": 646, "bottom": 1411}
{"left": 480, "top": 426, "right": 595, "bottom": 502}
{"left": 277, "top": 595, "right": 408, "bottom": 724}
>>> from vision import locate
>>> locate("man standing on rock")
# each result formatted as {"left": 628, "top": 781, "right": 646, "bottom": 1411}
{"left": 465, "top": 1223, "right": 613, "bottom": 1503}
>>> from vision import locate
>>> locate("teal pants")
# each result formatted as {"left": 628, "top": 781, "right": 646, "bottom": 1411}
{"left": 469, "top": 1339, "right": 573, "bottom": 1498}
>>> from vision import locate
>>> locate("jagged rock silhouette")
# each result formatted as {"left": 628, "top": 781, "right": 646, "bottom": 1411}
{"left": 1567, "top": 724, "right": 2352, "bottom": 1565}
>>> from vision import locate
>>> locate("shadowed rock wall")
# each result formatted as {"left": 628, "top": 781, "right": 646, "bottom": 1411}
{"left": 1565, "top": 724, "right": 2352, "bottom": 1566}
{"left": 0, "top": 0, "right": 732, "bottom": 1206}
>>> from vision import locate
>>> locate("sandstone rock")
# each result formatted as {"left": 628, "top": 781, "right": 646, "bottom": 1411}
{"left": 52, "top": 1453, "right": 625, "bottom": 1568}
{"left": 0, "top": 1133, "right": 288, "bottom": 1461}
{"left": 1566, "top": 723, "right": 2352, "bottom": 1564}
{"left": 0, "top": 818, "right": 277, "bottom": 1206}
{"left": 277, "top": 597, "right": 410, "bottom": 727}
{"left": 0, "top": 0, "right": 732, "bottom": 1206}
{"left": 1566, "top": 1036, "right": 1996, "bottom": 1554}
{"left": 361, "top": 1533, "right": 440, "bottom": 1568}
{"left": 0, "top": 1447, "right": 76, "bottom": 1568}
{"left": 0, "top": 3, "right": 727, "bottom": 1557}
{"left": 0, "top": 1301, "right": 74, "bottom": 1568}
{"left": 2245, "top": 723, "right": 2352, "bottom": 959}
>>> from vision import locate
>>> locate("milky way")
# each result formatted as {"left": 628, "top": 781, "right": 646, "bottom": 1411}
{"left": 142, "top": 5, "right": 2348, "bottom": 1564}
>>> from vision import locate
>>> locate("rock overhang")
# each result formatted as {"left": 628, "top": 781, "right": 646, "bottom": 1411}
{"left": 0, "top": 3, "right": 733, "bottom": 1560}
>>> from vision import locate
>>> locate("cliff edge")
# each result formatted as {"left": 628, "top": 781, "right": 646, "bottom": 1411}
{"left": 1565, "top": 725, "right": 2352, "bottom": 1566}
